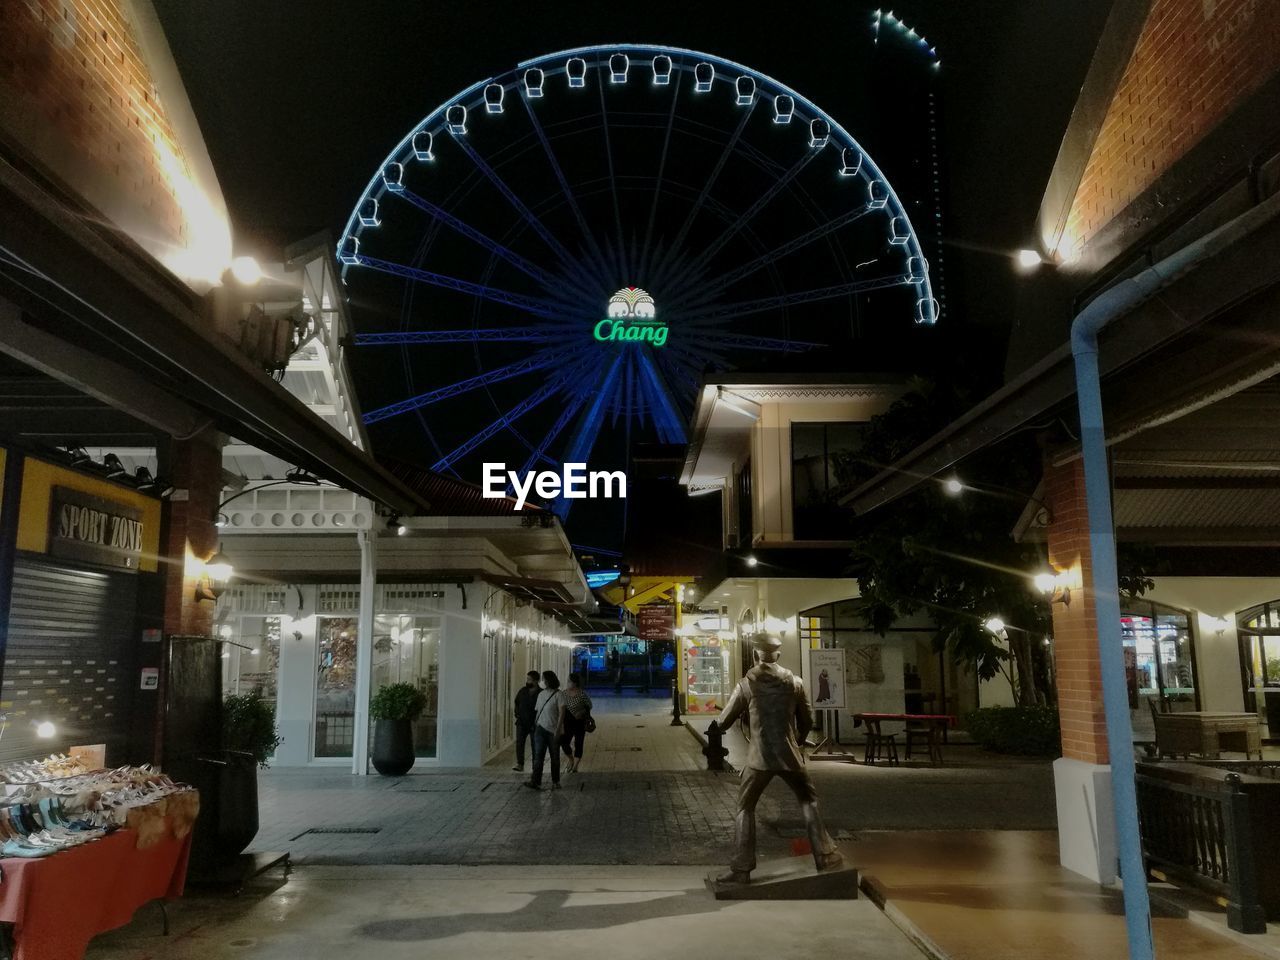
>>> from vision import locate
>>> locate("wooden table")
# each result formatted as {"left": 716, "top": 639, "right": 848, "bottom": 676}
{"left": 852, "top": 712, "right": 957, "bottom": 764}
{"left": 1152, "top": 711, "right": 1263, "bottom": 759}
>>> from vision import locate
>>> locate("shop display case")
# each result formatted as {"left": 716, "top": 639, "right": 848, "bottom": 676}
{"left": 682, "top": 635, "right": 730, "bottom": 713}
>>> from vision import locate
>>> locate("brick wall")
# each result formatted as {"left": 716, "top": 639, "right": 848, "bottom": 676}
{"left": 1045, "top": 458, "right": 1110, "bottom": 764}
{"left": 1062, "top": 0, "right": 1280, "bottom": 258}
{"left": 0, "top": 0, "right": 228, "bottom": 279}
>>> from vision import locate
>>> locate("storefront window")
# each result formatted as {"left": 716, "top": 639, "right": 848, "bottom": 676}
{"left": 1237, "top": 601, "right": 1280, "bottom": 714}
{"left": 315, "top": 617, "right": 358, "bottom": 758}
{"left": 372, "top": 615, "right": 440, "bottom": 758}
{"left": 1122, "top": 600, "right": 1198, "bottom": 729}
{"left": 221, "top": 615, "right": 281, "bottom": 708}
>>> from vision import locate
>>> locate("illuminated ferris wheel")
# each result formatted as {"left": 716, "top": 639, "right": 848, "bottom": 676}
{"left": 339, "top": 44, "right": 936, "bottom": 515}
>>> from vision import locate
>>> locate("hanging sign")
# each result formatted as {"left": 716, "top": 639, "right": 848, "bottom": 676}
{"left": 807, "top": 648, "right": 847, "bottom": 710}
{"left": 48, "top": 486, "right": 144, "bottom": 571}
{"left": 637, "top": 604, "right": 675, "bottom": 642}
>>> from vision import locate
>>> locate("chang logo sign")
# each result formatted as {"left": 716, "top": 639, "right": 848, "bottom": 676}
{"left": 593, "top": 287, "right": 666, "bottom": 347}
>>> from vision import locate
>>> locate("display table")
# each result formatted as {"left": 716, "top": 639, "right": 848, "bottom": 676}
{"left": 0, "top": 826, "right": 192, "bottom": 960}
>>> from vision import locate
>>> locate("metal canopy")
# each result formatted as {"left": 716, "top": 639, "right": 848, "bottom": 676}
{"left": 0, "top": 155, "right": 426, "bottom": 515}
{"left": 841, "top": 194, "right": 1280, "bottom": 516}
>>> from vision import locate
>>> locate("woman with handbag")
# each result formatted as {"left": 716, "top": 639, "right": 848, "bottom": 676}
{"left": 525, "top": 670, "right": 565, "bottom": 790}
{"left": 560, "top": 672, "right": 594, "bottom": 773}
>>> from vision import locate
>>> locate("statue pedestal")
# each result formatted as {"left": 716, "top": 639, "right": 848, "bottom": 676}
{"left": 705, "top": 858, "right": 859, "bottom": 900}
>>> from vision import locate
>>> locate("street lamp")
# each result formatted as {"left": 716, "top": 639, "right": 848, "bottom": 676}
{"left": 1016, "top": 249, "right": 1044, "bottom": 270}
{"left": 983, "top": 616, "right": 1007, "bottom": 636}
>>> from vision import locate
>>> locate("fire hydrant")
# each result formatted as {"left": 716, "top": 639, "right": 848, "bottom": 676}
{"left": 704, "top": 720, "right": 729, "bottom": 771}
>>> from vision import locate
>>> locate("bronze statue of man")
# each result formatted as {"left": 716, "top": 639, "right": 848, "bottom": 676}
{"left": 714, "top": 632, "right": 843, "bottom": 884}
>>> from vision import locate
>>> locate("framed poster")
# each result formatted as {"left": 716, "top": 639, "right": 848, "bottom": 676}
{"left": 807, "top": 648, "right": 846, "bottom": 710}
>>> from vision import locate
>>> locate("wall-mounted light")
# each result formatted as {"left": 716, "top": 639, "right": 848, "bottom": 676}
{"left": 386, "top": 514, "right": 408, "bottom": 536}
{"left": 745, "top": 555, "right": 759, "bottom": 568}
{"left": 195, "top": 546, "right": 234, "bottom": 602}
{"left": 1033, "top": 568, "right": 1072, "bottom": 606}
{"left": 1213, "top": 615, "right": 1231, "bottom": 635}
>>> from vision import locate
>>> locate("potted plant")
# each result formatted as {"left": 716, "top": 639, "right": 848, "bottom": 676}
{"left": 370, "top": 682, "right": 427, "bottom": 776}
{"left": 214, "top": 694, "right": 281, "bottom": 861}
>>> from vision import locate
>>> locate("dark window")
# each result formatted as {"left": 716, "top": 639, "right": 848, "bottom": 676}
{"left": 791, "top": 422, "right": 864, "bottom": 540}
{"left": 735, "top": 458, "right": 752, "bottom": 547}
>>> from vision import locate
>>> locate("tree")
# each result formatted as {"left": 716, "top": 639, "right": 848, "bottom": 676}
{"left": 837, "top": 378, "right": 1055, "bottom": 706}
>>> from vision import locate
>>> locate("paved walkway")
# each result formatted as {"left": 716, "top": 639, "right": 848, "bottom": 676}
{"left": 86, "top": 865, "right": 927, "bottom": 960}
{"left": 250, "top": 695, "right": 1056, "bottom": 865}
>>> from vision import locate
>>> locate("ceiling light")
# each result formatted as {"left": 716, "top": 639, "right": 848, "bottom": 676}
{"left": 102, "top": 453, "right": 127, "bottom": 478}
{"left": 1016, "top": 249, "right": 1044, "bottom": 270}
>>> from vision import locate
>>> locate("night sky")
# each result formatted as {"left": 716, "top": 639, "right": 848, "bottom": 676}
{"left": 154, "top": 0, "right": 1114, "bottom": 559}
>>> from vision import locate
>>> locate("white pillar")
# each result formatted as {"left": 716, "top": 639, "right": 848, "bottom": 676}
{"left": 352, "top": 526, "right": 378, "bottom": 775}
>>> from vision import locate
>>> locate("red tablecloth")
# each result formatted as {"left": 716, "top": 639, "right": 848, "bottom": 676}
{"left": 0, "top": 827, "right": 191, "bottom": 960}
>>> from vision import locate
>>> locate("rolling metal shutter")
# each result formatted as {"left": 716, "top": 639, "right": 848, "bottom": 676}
{"left": 1, "top": 559, "right": 137, "bottom": 763}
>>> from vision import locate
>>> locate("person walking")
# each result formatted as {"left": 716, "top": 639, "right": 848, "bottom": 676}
{"left": 512, "top": 670, "right": 540, "bottom": 772}
{"left": 559, "top": 672, "right": 593, "bottom": 773}
{"left": 525, "top": 670, "right": 565, "bottom": 790}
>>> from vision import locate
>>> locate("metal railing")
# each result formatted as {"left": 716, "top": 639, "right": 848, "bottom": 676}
{"left": 1135, "top": 762, "right": 1267, "bottom": 933}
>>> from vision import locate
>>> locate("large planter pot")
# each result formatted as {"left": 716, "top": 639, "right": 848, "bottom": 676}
{"left": 185, "top": 750, "right": 259, "bottom": 876}
{"left": 372, "top": 718, "right": 415, "bottom": 776}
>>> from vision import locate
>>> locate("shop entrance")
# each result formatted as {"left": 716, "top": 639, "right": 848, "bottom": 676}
{"left": 572, "top": 637, "right": 675, "bottom": 694}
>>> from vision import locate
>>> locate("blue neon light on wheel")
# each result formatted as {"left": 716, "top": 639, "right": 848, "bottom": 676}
{"left": 340, "top": 44, "right": 936, "bottom": 517}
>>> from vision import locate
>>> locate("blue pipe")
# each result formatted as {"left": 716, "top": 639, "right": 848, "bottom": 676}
{"left": 1069, "top": 194, "right": 1280, "bottom": 960}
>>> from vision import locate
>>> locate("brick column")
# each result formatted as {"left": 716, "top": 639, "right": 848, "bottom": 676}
{"left": 161, "top": 430, "right": 223, "bottom": 639}
{"left": 1044, "top": 455, "right": 1118, "bottom": 884}
{"left": 1045, "top": 456, "right": 1109, "bottom": 764}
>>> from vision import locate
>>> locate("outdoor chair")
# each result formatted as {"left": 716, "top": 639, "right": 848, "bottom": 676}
{"left": 863, "top": 718, "right": 899, "bottom": 766}
{"left": 904, "top": 723, "right": 935, "bottom": 762}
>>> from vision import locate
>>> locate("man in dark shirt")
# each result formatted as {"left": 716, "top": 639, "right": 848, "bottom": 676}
{"left": 513, "top": 670, "right": 540, "bottom": 771}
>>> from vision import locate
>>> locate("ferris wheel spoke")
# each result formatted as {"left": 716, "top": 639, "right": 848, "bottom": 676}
{"left": 350, "top": 253, "right": 581, "bottom": 321}
{"left": 680, "top": 273, "right": 912, "bottom": 325}
{"left": 666, "top": 203, "right": 875, "bottom": 312}
{"left": 677, "top": 148, "right": 820, "bottom": 287}
{"left": 451, "top": 137, "right": 604, "bottom": 301}
{"left": 355, "top": 326, "right": 572, "bottom": 346}
{"left": 650, "top": 101, "right": 758, "bottom": 293}
{"left": 518, "top": 397, "right": 586, "bottom": 477}
{"left": 637, "top": 351, "right": 687, "bottom": 444}
{"left": 364, "top": 351, "right": 563, "bottom": 424}
{"left": 431, "top": 356, "right": 591, "bottom": 471}
{"left": 639, "top": 79, "right": 682, "bottom": 282}
{"left": 682, "top": 332, "right": 823, "bottom": 353}
{"left": 551, "top": 355, "right": 625, "bottom": 517}
{"left": 596, "top": 82, "right": 628, "bottom": 281}
{"left": 519, "top": 93, "right": 615, "bottom": 286}
{"left": 392, "top": 188, "right": 586, "bottom": 306}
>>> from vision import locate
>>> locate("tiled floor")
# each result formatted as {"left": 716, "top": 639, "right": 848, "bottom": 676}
{"left": 853, "top": 830, "right": 1268, "bottom": 960}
